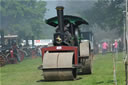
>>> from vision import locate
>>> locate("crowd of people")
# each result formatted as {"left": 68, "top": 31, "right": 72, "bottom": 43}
{"left": 94, "top": 39, "right": 123, "bottom": 55}
{"left": 102, "top": 40, "right": 119, "bottom": 55}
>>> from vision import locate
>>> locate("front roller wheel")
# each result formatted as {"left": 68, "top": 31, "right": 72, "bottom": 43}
{"left": 43, "top": 68, "right": 77, "bottom": 81}
{"left": 42, "top": 52, "right": 77, "bottom": 81}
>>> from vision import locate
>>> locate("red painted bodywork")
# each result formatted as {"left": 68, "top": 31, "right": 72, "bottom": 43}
{"left": 41, "top": 46, "right": 78, "bottom": 65}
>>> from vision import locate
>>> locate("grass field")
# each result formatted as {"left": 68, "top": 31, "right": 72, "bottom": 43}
{"left": 0, "top": 53, "right": 125, "bottom": 85}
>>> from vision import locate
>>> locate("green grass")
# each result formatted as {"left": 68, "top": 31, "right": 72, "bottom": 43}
{"left": 0, "top": 53, "right": 125, "bottom": 85}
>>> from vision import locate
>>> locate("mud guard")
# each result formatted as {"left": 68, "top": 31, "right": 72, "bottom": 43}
{"left": 80, "top": 40, "right": 90, "bottom": 57}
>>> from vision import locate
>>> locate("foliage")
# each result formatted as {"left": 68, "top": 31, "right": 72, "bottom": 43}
{"left": 0, "top": 0, "right": 46, "bottom": 39}
{"left": 84, "top": 0, "right": 125, "bottom": 34}
{"left": 64, "top": 0, "right": 124, "bottom": 35}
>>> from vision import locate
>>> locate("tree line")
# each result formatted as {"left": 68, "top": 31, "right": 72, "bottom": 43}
{"left": 0, "top": 0, "right": 46, "bottom": 39}
{"left": 84, "top": 0, "right": 124, "bottom": 35}
{"left": 0, "top": 0, "right": 125, "bottom": 39}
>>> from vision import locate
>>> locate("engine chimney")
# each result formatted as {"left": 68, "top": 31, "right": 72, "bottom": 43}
{"left": 56, "top": 6, "right": 64, "bottom": 33}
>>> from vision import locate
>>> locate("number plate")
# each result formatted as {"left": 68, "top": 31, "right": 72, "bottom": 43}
{"left": 56, "top": 46, "right": 62, "bottom": 50}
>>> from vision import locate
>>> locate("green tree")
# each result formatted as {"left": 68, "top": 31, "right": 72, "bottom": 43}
{"left": 84, "top": 0, "right": 124, "bottom": 34}
{"left": 0, "top": 0, "right": 46, "bottom": 39}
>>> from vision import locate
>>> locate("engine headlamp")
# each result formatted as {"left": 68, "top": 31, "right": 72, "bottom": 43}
{"left": 56, "top": 35, "right": 62, "bottom": 44}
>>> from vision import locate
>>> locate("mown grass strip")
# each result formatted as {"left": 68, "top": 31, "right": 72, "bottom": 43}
{"left": 0, "top": 53, "right": 125, "bottom": 85}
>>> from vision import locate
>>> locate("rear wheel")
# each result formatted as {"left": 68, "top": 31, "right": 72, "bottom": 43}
{"left": 0, "top": 54, "right": 7, "bottom": 66}
{"left": 7, "top": 54, "right": 18, "bottom": 64}
{"left": 19, "top": 51, "right": 24, "bottom": 61}
{"left": 80, "top": 55, "right": 92, "bottom": 74}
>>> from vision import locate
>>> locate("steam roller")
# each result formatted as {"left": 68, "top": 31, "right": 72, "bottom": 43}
{"left": 38, "top": 6, "right": 94, "bottom": 81}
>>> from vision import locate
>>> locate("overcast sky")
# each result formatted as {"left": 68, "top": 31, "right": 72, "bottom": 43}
{"left": 44, "top": 0, "right": 97, "bottom": 19}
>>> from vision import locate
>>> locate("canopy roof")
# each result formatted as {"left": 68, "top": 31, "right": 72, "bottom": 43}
{"left": 46, "top": 15, "right": 89, "bottom": 27}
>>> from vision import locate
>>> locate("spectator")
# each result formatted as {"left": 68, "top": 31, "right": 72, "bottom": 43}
{"left": 102, "top": 42, "right": 108, "bottom": 55}
{"left": 114, "top": 40, "right": 118, "bottom": 53}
